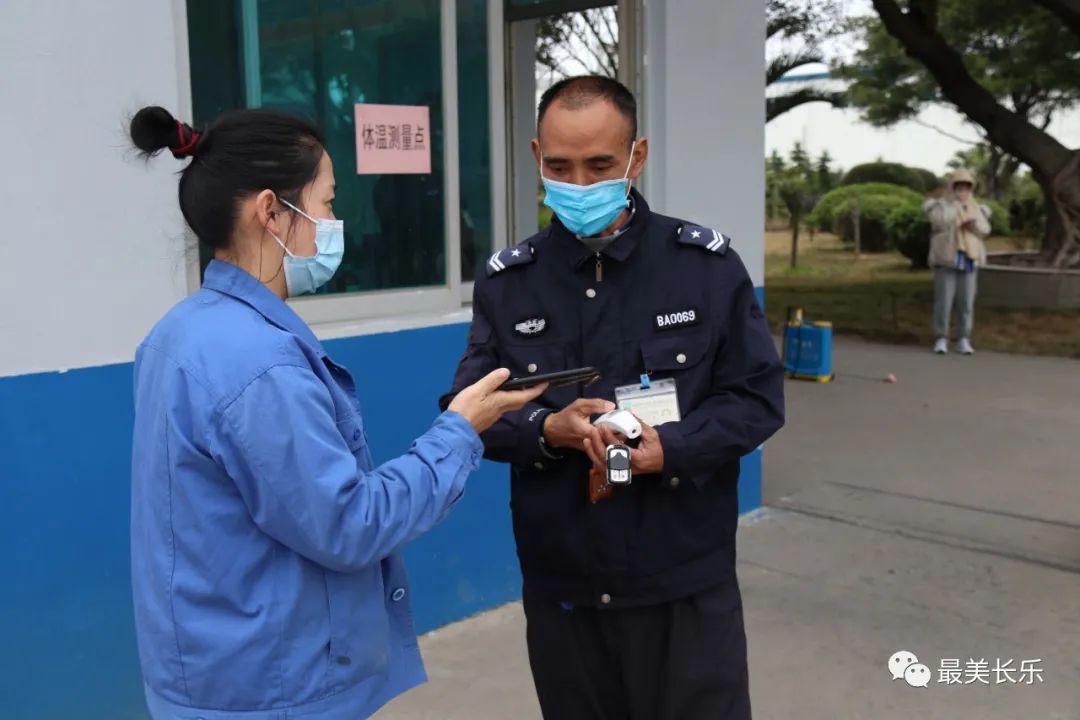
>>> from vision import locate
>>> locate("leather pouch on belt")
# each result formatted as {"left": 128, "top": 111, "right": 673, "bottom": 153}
{"left": 589, "top": 466, "right": 613, "bottom": 503}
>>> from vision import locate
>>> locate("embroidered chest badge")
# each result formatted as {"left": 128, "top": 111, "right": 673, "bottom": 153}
{"left": 514, "top": 317, "right": 548, "bottom": 337}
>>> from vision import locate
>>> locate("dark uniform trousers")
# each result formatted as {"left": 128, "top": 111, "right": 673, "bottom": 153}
{"left": 523, "top": 582, "right": 751, "bottom": 720}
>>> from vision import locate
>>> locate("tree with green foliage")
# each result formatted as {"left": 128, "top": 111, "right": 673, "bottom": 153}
{"left": 840, "top": 0, "right": 1080, "bottom": 267}
{"left": 814, "top": 151, "right": 839, "bottom": 194}
{"left": 789, "top": 142, "right": 812, "bottom": 177}
{"left": 766, "top": 0, "right": 847, "bottom": 122}
{"left": 768, "top": 149, "right": 787, "bottom": 176}
{"left": 536, "top": 8, "right": 618, "bottom": 82}
{"left": 777, "top": 168, "right": 811, "bottom": 267}
{"left": 769, "top": 146, "right": 844, "bottom": 227}
{"left": 766, "top": 151, "right": 794, "bottom": 223}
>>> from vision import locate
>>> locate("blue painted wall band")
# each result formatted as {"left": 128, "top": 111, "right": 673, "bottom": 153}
{"left": 0, "top": 313, "right": 764, "bottom": 717}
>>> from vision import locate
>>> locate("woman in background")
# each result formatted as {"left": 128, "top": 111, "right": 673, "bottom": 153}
{"left": 924, "top": 168, "right": 992, "bottom": 355}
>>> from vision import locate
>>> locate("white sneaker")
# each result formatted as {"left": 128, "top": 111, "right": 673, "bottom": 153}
{"left": 933, "top": 338, "right": 948, "bottom": 354}
{"left": 957, "top": 338, "right": 974, "bottom": 355}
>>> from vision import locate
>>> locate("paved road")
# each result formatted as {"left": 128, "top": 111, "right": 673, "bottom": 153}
{"left": 378, "top": 338, "right": 1080, "bottom": 719}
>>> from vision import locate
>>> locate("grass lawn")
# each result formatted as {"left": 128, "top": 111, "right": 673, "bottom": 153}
{"left": 764, "top": 230, "right": 1080, "bottom": 359}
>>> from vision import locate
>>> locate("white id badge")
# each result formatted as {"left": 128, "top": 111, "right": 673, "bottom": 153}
{"left": 614, "top": 378, "right": 680, "bottom": 427}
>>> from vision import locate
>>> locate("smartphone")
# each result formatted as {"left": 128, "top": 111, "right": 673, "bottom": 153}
{"left": 499, "top": 366, "right": 601, "bottom": 391}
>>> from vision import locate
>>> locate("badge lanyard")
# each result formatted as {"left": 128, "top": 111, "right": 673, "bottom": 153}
{"left": 613, "top": 376, "right": 681, "bottom": 427}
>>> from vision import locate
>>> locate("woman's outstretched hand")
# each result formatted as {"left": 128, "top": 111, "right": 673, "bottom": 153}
{"left": 449, "top": 369, "right": 548, "bottom": 434}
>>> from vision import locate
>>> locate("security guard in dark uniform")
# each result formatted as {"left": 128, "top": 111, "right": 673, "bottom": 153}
{"left": 441, "top": 76, "right": 784, "bottom": 719}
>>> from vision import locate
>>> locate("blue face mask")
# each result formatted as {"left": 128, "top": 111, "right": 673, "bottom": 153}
{"left": 541, "top": 141, "right": 636, "bottom": 238}
{"left": 270, "top": 199, "right": 345, "bottom": 297}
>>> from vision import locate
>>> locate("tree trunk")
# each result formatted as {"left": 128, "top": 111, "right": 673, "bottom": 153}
{"left": 790, "top": 210, "right": 801, "bottom": 269}
{"left": 986, "top": 145, "right": 1001, "bottom": 201}
{"left": 1043, "top": 153, "right": 1080, "bottom": 267}
{"left": 999, "top": 155, "right": 1022, "bottom": 199}
{"left": 871, "top": 0, "right": 1080, "bottom": 268}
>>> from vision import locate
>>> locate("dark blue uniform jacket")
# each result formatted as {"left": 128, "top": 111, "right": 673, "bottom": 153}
{"left": 442, "top": 191, "right": 784, "bottom": 608}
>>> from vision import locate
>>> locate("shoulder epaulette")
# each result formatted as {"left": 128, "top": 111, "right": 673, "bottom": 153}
{"left": 486, "top": 240, "right": 536, "bottom": 277}
{"left": 677, "top": 223, "right": 731, "bottom": 256}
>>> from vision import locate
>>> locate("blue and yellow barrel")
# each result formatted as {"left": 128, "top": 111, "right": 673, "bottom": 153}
{"left": 782, "top": 308, "right": 834, "bottom": 383}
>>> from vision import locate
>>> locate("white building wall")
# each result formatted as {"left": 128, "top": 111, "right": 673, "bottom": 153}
{"left": 0, "top": 0, "right": 772, "bottom": 381}
{"left": 642, "top": 0, "right": 766, "bottom": 287}
{"left": 0, "top": 0, "right": 190, "bottom": 377}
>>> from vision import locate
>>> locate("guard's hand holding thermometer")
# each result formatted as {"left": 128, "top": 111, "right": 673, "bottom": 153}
{"left": 592, "top": 409, "right": 642, "bottom": 440}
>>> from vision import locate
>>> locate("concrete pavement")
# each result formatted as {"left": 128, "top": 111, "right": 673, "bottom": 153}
{"left": 377, "top": 338, "right": 1080, "bottom": 719}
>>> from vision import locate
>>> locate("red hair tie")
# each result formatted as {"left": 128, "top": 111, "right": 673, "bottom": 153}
{"left": 171, "top": 121, "right": 201, "bottom": 159}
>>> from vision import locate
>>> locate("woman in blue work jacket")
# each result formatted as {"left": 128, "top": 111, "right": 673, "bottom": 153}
{"left": 128, "top": 106, "right": 543, "bottom": 719}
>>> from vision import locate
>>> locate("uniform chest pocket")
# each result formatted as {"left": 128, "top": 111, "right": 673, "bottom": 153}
{"left": 637, "top": 331, "right": 715, "bottom": 419}
{"left": 640, "top": 331, "right": 713, "bottom": 374}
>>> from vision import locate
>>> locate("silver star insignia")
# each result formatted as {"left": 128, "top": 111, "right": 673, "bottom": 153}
{"left": 691, "top": 230, "right": 702, "bottom": 239}
{"left": 511, "top": 249, "right": 521, "bottom": 257}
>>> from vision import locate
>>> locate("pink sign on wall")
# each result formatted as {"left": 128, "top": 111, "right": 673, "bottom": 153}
{"left": 354, "top": 103, "right": 432, "bottom": 175}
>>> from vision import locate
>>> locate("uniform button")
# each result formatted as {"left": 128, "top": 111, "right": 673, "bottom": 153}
{"left": 670, "top": 476, "right": 681, "bottom": 488}
{"left": 534, "top": 462, "right": 545, "bottom": 470}
{"left": 391, "top": 588, "right": 406, "bottom": 602}
{"left": 676, "top": 353, "right": 687, "bottom": 364}
{"left": 586, "top": 288, "right": 597, "bottom": 299}
{"left": 336, "top": 655, "right": 352, "bottom": 666}
{"left": 600, "top": 593, "right": 612, "bottom": 605}
{"left": 527, "top": 363, "right": 538, "bottom": 373}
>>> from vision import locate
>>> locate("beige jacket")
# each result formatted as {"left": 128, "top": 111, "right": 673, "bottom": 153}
{"left": 923, "top": 169, "right": 992, "bottom": 269}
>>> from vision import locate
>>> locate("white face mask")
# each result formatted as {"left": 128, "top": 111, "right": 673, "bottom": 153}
{"left": 269, "top": 198, "right": 345, "bottom": 297}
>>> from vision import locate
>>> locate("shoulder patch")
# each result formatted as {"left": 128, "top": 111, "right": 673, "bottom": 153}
{"left": 486, "top": 241, "right": 536, "bottom": 277}
{"left": 677, "top": 223, "right": 731, "bottom": 256}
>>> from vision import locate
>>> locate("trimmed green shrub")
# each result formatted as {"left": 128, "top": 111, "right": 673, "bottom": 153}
{"left": 835, "top": 194, "right": 922, "bottom": 252}
{"left": 885, "top": 203, "right": 932, "bottom": 268}
{"left": 809, "top": 183, "right": 923, "bottom": 233}
{"left": 842, "top": 162, "right": 939, "bottom": 193}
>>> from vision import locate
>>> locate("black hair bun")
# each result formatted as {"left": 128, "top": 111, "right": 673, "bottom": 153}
{"left": 130, "top": 106, "right": 200, "bottom": 159}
